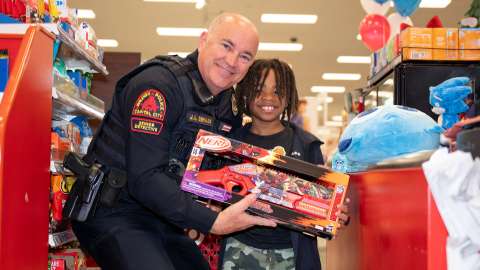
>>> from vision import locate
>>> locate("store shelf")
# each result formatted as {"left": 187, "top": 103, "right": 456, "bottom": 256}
{"left": 367, "top": 55, "right": 402, "bottom": 87}
{"left": 56, "top": 26, "right": 108, "bottom": 76}
{"left": 53, "top": 72, "right": 105, "bottom": 120}
{"left": 0, "top": 23, "right": 108, "bottom": 75}
{"left": 50, "top": 160, "right": 73, "bottom": 175}
{"left": 49, "top": 228, "right": 77, "bottom": 248}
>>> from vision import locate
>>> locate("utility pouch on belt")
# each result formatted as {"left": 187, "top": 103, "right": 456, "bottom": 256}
{"left": 62, "top": 152, "right": 127, "bottom": 222}
{"left": 63, "top": 152, "right": 105, "bottom": 222}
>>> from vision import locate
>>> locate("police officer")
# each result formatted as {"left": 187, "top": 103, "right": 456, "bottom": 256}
{"left": 71, "top": 13, "right": 276, "bottom": 270}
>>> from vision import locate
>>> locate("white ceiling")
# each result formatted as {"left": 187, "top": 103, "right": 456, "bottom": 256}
{"left": 69, "top": 0, "right": 471, "bottom": 120}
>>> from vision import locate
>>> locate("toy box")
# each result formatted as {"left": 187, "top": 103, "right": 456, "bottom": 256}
{"left": 180, "top": 129, "right": 349, "bottom": 239}
{"left": 402, "top": 48, "right": 433, "bottom": 60}
{"left": 400, "top": 27, "right": 433, "bottom": 48}
{"left": 459, "top": 49, "right": 480, "bottom": 61}
{"left": 432, "top": 28, "right": 458, "bottom": 49}
{"left": 432, "top": 49, "right": 459, "bottom": 61}
{"left": 459, "top": 28, "right": 480, "bottom": 49}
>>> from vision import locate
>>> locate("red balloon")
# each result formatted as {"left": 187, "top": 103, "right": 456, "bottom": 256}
{"left": 359, "top": 14, "right": 390, "bottom": 52}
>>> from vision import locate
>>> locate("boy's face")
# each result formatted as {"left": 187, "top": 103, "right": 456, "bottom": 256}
{"left": 249, "top": 69, "right": 287, "bottom": 124}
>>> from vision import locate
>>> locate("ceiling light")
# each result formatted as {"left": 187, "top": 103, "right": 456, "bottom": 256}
{"left": 419, "top": 0, "right": 451, "bottom": 8}
{"left": 311, "top": 86, "right": 345, "bottom": 93}
{"left": 322, "top": 73, "right": 361, "bottom": 81}
{"left": 261, "top": 14, "right": 318, "bottom": 24}
{"left": 144, "top": 0, "right": 196, "bottom": 2}
{"left": 326, "top": 96, "right": 334, "bottom": 103}
{"left": 195, "top": 0, "right": 205, "bottom": 9}
{"left": 259, "top": 42, "right": 303, "bottom": 51}
{"left": 378, "top": 91, "right": 394, "bottom": 98}
{"left": 356, "top": 34, "right": 362, "bottom": 41}
{"left": 317, "top": 105, "right": 323, "bottom": 111}
{"left": 383, "top": 79, "right": 394, "bottom": 85}
{"left": 337, "top": 56, "right": 371, "bottom": 64}
{"left": 157, "top": 27, "right": 206, "bottom": 37}
{"left": 97, "top": 39, "right": 119, "bottom": 47}
{"left": 76, "top": 9, "right": 96, "bottom": 19}
{"left": 168, "top": 51, "right": 189, "bottom": 57}
{"left": 391, "top": 0, "right": 451, "bottom": 8}
{"left": 325, "top": 121, "right": 344, "bottom": 127}
{"left": 332, "top": 115, "right": 343, "bottom": 122}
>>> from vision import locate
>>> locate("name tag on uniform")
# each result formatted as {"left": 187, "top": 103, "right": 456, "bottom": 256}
{"left": 187, "top": 111, "right": 213, "bottom": 127}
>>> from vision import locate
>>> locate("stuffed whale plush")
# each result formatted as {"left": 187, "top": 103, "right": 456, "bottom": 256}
{"left": 332, "top": 105, "right": 443, "bottom": 173}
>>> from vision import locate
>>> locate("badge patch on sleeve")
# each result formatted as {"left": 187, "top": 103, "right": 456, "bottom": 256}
{"left": 132, "top": 89, "right": 166, "bottom": 121}
{"left": 131, "top": 117, "right": 163, "bottom": 135}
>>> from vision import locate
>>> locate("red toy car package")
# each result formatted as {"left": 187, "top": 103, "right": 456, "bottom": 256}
{"left": 181, "top": 129, "right": 350, "bottom": 239}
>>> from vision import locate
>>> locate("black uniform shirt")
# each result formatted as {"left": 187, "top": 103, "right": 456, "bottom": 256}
{"left": 106, "top": 52, "right": 221, "bottom": 233}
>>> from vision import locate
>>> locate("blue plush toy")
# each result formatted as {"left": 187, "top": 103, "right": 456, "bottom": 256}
{"left": 429, "top": 77, "right": 472, "bottom": 129}
{"left": 332, "top": 105, "right": 443, "bottom": 173}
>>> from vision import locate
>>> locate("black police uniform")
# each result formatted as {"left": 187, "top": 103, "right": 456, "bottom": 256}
{"left": 72, "top": 50, "right": 242, "bottom": 270}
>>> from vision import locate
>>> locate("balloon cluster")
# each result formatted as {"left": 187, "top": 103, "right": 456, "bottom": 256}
{"left": 359, "top": 0, "right": 417, "bottom": 52}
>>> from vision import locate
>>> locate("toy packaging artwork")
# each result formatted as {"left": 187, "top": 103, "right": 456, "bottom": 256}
{"left": 181, "top": 129, "right": 350, "bottom": 239}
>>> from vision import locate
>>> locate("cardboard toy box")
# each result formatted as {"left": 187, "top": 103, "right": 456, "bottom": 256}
{"left": 400, "top": 27, "right": 433, "bottom": 48}
{"left": 402, "top": 48, "right": 433, "bottom": 61}
{"left": 180, "top": 129, "right": 350, "bottom": 239}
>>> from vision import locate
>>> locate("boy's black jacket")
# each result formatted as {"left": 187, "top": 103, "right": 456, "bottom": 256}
{"left": 221, "top": 122, "right": 324, "bottom": 270}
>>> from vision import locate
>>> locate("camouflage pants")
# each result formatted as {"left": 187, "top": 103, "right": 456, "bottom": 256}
{"left": 221, "top": 237, "right": 295, "bottom": 270}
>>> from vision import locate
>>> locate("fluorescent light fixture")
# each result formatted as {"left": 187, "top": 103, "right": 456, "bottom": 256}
{"left": 168, "top": 51, "right": 189, "bottom": 57}
{"left": 311, "top": 86, "right": 345, "bottom": 93}
{"left": 97, "top": 39, "right": 119, "bottom": 47}
{"left": 325, "top": 121, "right": 343, "bottom": 127}
{"left": 144, "top": 0, "right": 196, "bottom": 2}
{"left": 391, "top": 0, "right": 451, "bottom": 8}
{"left": 76, "top": 9, "right": 96, "bottom": 19}
{"left": 156, "top": 27, "right": 206, "bottom": 37}
{"left": 356, "top": 34, "right": 362, "bottom": 41}
{"left": 195, "top": 0, "right": 205, "bottom": 9}
{"left": 322, "top": 73, "right": 361, "bottom": 81}
{"left": 337, "top": 56, "right": 371, "bottom": 64}
{"left": 317, "top": 105, "right": 323, "bottom": 111}
{"left": 420, "top": 0, "right": 451, "bottom": 8}
{"left": 383, "top": 79, "right": 394, "bottom": 85}
{"left": 326, "top": 96, "right": 334, "bottom": 103}
{"left": 261, "top": 14, "right": 318, "bottom": 24}
{"left": 332, "top": 115, "right": 343, "bottom": 122}
{"left": 259, "top": 42, "right": 303, "bottom": 51}
{"left": 378, "top": 91, "right": 393, "bottom": 98}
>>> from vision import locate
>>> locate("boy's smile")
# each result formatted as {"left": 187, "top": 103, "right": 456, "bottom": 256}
{"left": 249, "top": 69, "right": 287, "bottom": 126}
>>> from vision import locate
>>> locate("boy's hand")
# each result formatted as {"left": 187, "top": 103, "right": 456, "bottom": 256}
{"left": 336, "top": 198, "right": 351, "bottom": 230}
{"left": 210, "top": 192, "right": 277, "bottom": 235}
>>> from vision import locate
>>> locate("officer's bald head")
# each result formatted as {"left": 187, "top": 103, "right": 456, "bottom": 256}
{"left": 198, "top": 13, "right": 259, "bottom": 95}
{"left": 207, "top": 13, "right": 258, "bottom": 37}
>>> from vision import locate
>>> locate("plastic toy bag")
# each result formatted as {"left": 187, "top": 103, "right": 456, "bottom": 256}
{"left": 332, "top": 105, "right": 443, "bottom": 172}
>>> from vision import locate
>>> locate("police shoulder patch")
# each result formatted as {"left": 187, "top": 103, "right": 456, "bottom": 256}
{"left": 131, "top": 89, "right": 166, "bottom": 135}
{"left": 131, "top": 117, "right": 163, "bottom": 135}
{"left": 132, "top": 89, "right": 166, "bottom": 121}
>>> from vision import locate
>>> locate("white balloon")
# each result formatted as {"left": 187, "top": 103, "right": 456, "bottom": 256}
{"left": 360, "top": 0, "right": 391, "bottom": 15}
{"left": 387, "top": 12, "right": 413, "bottom": 40}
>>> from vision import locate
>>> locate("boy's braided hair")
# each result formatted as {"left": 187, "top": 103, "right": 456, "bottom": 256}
{"left": 235, "top": 58, "right": 299, "bottom": 121}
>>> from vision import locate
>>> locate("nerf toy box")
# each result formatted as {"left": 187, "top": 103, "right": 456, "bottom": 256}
{"left": 180, "top": 129, "right": 350, "bottom": 239}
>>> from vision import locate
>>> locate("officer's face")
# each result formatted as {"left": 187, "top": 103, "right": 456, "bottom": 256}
{"left": 198, "top": 18, "right": 258, "bottom": 95}
{"left": 249, "top": 69, "right": 287, "bottom": 124}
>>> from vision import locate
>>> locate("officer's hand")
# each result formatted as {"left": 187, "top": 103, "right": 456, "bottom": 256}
{"left": 210, "top": 193, "right": 277, "bottom": 235}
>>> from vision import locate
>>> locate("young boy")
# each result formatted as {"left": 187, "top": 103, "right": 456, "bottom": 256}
{"left": 220, "top": 59, "right": 324, "bottom": 270}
